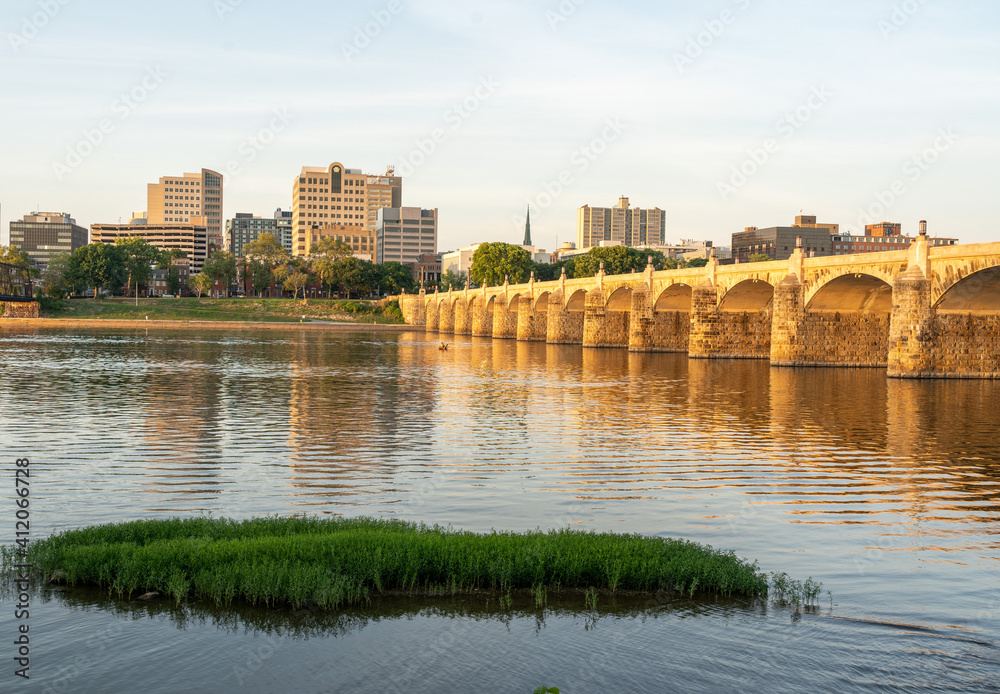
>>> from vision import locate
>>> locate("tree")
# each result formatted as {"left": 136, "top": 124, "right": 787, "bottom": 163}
{"left": 0, "top": 245, "right": 37, "bottom": 274}
{"left": 115, "top": 237, "right": 160, "bottom": 298}
{"left": 42, "top": 252, "right": 75, "bottom": 298}
{"left": 686, "top": 258, "right": 709, "bottom": 268}
{"left": 748, "top": 253, "right": 771, "bottom": 263}
{"left": 376, "top": 262, "right": 416, "bottom": 296}
{"left": 469, "top": 242, "right": 532, "bottom": 287}
{"left": 572, "top": 247, "right": 667, "bottom": 278}
{"left": 201, "top": 251, "right": 238, "bottom": 297}
{"left": 244, "top": 233, "right": 290, "bottom": 298}
{"left": 438, "top": 269, "right": 467, "bottom": 291}
{"left": 189, "top": 273, "right": 214, "bottom": 299}
{"left": 310, "top": 238, "right": 353, "bottom": 298}
{"left": 72, "top": 243, "right": 125, "bottom": 298}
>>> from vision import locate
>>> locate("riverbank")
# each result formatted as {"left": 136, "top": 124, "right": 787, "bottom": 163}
{"left": 32, "top": 297, "right": 407, "bottom": 324}
{"left": 0, "top": 317, "right": 414, "bottom": 332}
{"left": 3, "top": 517, "right": 821, "bottom": 610}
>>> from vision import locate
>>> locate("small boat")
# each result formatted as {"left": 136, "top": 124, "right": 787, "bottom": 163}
{"left": 439, "top": 343, "right": 448, "bottom": 351}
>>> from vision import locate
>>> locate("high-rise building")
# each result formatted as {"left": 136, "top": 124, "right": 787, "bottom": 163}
{"left": 376, "top": 207, "right": 438, "bottom": 265}
{"left": 225, "top": 210, "right": 295, "bottom": 258}
{"left": 146, "top": 169, "right": 224, "bottom": 251}
{"left": 9, "top": 212, "right": 88, "bottom": 270}
{"left": 91, "top": 222, "right": 209, "bottom": 273}
{"left": 291, "top": 162, "right": 401, "bottom": 256}
{"left": 577, "top": 197, "right": 666, "bottom": 249}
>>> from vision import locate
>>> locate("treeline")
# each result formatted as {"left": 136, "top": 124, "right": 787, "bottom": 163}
{"left": 439, "top": 242, "right": 709, "bottom": 290}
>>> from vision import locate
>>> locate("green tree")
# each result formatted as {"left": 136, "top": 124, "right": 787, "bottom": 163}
{"left": 686, "top": 257, "right": 709, "bottom": 268}
{"left": 189, "top": 273, "right": 214, "bottom": 298}
{"left": 0, "top": 245, "right": 38, "bottom": 275}
{"left": 244, "top": 233, "right": 291, "bottom": 298}
{"left": 470, "top": 242, "right": 532, "bottom": 287}
{"left": 748, "top": 253, "right": 771, "bottom": 263}
{"left": 438, "top": 269, "right": 467, "bottom": 291}
{"left": 201, "top": 251, "right": 238, "bottom": 297}
{"left": 311, "top": 238, "right": 353, "bottom": 298}
{"left": 376, "top": 262, "right": 416, "bottom": 296}
{"left": 41, "top": 252, "right": 74, "bottom": 298}
{"left": 72, "top": 243, "right": 126, "bottom": 298}
{"left": 115, "top": 237, "right": 161, "bottom": 298}
{"left": 572, "top": 247, "right": 667, "bottom": 278}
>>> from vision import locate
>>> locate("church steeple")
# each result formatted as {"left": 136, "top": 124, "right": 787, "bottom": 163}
{"left": 523, "top": 206, "right": 532, "bottom": 247}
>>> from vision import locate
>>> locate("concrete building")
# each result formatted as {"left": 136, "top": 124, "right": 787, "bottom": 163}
{"left": 226, "top": 210, "right": 294, "bottom": 258}
{"left": 832, "top": 221, "right": 958, "bottom": 255}
{"left": 793, "top": 214, "right": 840, "bottom": 235}
{"left": 376, "top": 207, "right": 438, "bottom": 265}
{"left": 146, "top": 169, "right": 224, "bottom": 252}
{"left": 307, "top": 223, "right": 376, "bottom": 261}
{"left": 441, "top": 244, "right": 482, "bottom": 277}
{"left": 577, "top": 197, "right": 666, "bottom": 249}
{"left": 9, "top": 212, "right": 88, "bottom": 270}
{"left": 91, "top": 223, "right": 208, "bottom": 273}
{"left": 732, "top": 226, "right": 833, "bottom": 262}
{"left": 291, "top": 162, "right": 402, "bottom": 256}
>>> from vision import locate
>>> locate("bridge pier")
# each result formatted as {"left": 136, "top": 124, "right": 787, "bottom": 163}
{"left": 546, "top": 291, "right": 584, "bottom": 344}
{"left": 471, "top": 296, "right": 493, "bottom": 337}
{"left": 627, "top": 287, "right": 655, "bottom": 352}
{"left": 425, "top": 300, "right": 440, "bottom": 333}
{"left": 439, "top": 300, "right": 455, "bottom": 334}
{"left": 583, "top": 290, "right": 629, "bottom": 348}
{"left": 492, "top": 298, "right": 518, "bottom": 339}
{"left": 688, "top": 283, "right": 720, "bottom": 359}
{"left": 516, "top": 296, "right": 547, "bottom": 341}
{"left": 454, "top": 298, "right": 472, "bottom": 335}
{"left": 769, "top": 276, "right": 807, "bottom": 365}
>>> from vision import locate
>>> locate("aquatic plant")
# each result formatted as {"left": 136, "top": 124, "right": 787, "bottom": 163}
{"left": 4, "top": 516, "right": 779, "bottom": 610}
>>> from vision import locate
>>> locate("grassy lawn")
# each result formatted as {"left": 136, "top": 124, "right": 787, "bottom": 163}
{"left": 1, "top": 516, "right": 822, "bottom": 610}
{"left": 38, "top": 297, "right": 405, "bottom": 324}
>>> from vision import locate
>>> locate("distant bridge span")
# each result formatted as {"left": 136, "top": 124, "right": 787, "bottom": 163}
{"left": 400, "top": 235, "right": 1000, "bottom": 379}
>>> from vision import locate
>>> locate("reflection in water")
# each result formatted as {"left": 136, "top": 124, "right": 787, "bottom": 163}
{"left": 0, "top": 327, "right": 999, "bottom": 692}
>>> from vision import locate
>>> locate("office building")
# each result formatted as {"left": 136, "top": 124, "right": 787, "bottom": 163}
{"left": 376, "top": 207, "right": 438, "bottom": 265}
{"left": 306, "top": 223, "right": 376, "bottom": 261}
{"left": 226, "top": 209, "right": 294, "bottom": 258}
{"left": 9, "top": 212, "right": 88, "bottom": 270}
{"left": 577, "top": 197, "right": 666, "bottom": 250}
{"left": 831, "top": 221, "right": 958, "bottom": 255}
{"left": 91, "top": 223, "right": 208, "bottom": 273}
{"left": 146, "top": 169, "right": 224, "bottom": 251}
{"left": 291, "top": 162, "right": 402, "bottom": 256}
{"left": 732, "top": 226, "right": 833, "bottom": 262}
{"left": 793, "top": 214, "right": 839, "bottom": 235}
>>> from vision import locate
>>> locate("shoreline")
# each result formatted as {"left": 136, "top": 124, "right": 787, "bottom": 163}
{"left": 0, "top": 317, "right": 415, "bottom": 332}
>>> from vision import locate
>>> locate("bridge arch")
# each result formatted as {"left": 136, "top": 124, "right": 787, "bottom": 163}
{"left": 719, "top": 279, "right": 774, "bottom": 312}
{"left": 807, "top": 274, "right": 893, "bottom": 313}
{"left": 506, "top": 292, "right": 522, "bottom": 310}
{"left": 533, "top": 291, "right": 551, "bottom": 312}
{"left": 934, "top": 265, "right": 1000, "bottom": 311}
{"left": 605, "top": 287, "right": 632, "bottom": 312}
{"left": 654, "top": 284, "right": 693, "bottom": 312}
{"left": 805, "top": 267, "right": 897, "bottom": 307}
{"left": 565, "top": 288, "right": 587, "bottom": 312}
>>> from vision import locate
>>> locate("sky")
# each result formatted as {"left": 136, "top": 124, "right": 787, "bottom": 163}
{"left": 1, "top": 0, "right": 998, "bottom": 251}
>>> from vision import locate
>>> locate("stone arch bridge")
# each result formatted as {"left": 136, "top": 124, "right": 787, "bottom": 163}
{"left": 399, "top": 235, "right": 1000, "bottom": 379}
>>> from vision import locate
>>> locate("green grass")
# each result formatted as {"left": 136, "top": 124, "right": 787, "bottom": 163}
{"left": 1, "top": 517, "right": 798, "bottom": 610}
{"left": 37, "top": 297, "right": 405, "bottom": 324}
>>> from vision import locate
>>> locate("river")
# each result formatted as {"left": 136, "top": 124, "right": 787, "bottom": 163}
{"left": 0, "top": 327, "right": 997, "bottom": 693}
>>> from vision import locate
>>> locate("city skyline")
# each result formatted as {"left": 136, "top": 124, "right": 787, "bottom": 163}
{"left": 2, "top": 1, "right": 997, "bottom": 251}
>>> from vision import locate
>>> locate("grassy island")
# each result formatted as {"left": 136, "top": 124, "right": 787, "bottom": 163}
{"left": 4, "top": 517, "right": 821, "bottom": 609}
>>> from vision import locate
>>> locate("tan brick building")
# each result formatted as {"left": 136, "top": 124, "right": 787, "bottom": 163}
{"left": 146, "top": 169, "right": 224, "bottom": 251}
{"left": 90, "top": 223, "right": 208, "bottom": 273}
{"left": 291, "top": 162, "right": 401, "bottom": 257}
